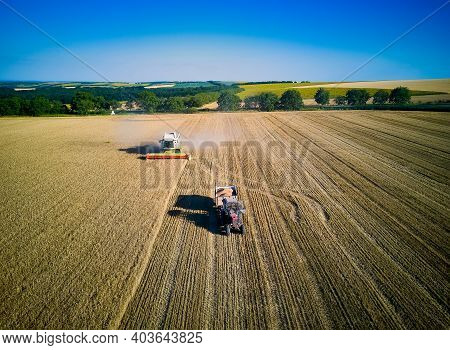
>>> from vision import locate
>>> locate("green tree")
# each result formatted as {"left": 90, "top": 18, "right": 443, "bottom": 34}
{"left": 94, "top": 96, "right": 109, "bottom": 111}
{"left": 346, "top": 89, "right": 370, "bottom": 105}
{"left": 160, "top": 97, "right": 185, "bottom": 112}
{"left": 373, "top": 90, "right": 389, "bottom": 104}
{"left": 71, "top": 91, "right": 95, "bottom": 114}
{"left": 49, "top": 100, "right": 64, "bottom": 114}
{"left": 138, "top": 91, "right": 160, "bottom": 112}
{"left": 19, "top": 99, "right": 30, "bottom": 115}
{"left": 314, "top": 88, "right": 330, "bottom": 105}
{"left": 257, "top": 93, "right": 278, "bottom": 111}
{"left": 244, "top": 96, "right": 259, "bottom": 109}
{"left": 28, "top": 96, "right": 52, "bottom": 116}
{"left": 0, "top": 97, "right": 64, "bottom": 116}
{"left": 217, "top": 91, "right": 241, "bottom": 111}
{"left": 279, "top": 90, "right": 303, "bottom": 110}
{"left": 184, "top": 92, "right": 219, "bottom": 108}
{"left": 75, "top": 99, "right": 95, "bottom": 114}
{"left": 184, "top": 96, "right": 200, "bottom": 108}
{"left": 334, "top": 96, "right": 347, "bottom": 105}
{"left": 389, "top": 86, "right": 411, "bottom": 104}
{"left": 0, "top": 97, "right": 21, "bottom": 115}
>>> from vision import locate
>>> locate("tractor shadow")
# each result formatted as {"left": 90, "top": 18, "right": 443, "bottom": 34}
{"left": 118, "top": 142, "right": 160, "bottom": 160}
{"left": 167, "top": 194, "right": 221, "bottom": 235}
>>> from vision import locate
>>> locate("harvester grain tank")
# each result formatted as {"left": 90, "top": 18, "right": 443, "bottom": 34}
{"left": 146, "top": 132, "right": 190, "bottom": 160}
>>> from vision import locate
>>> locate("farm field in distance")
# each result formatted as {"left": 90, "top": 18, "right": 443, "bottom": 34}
{"left": 0, "top": 111, "right": 449, "bottom": 329}
{"left": 238, "top": 78, "right": 450, "bottom": 102}
{"left": 302, "top": 78, "right": 450, "bottom": 94}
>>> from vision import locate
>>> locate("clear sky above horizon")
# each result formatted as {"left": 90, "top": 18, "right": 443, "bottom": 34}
{"left": 0, "top": 0, "right": 449, "bottom": 82}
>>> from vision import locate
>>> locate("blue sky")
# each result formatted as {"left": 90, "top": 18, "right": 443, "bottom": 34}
{"left": 0, "top": 0, "right": 449, "bottom": 81}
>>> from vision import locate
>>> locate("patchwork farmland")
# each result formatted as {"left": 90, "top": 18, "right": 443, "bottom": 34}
{"left": 237, "top": 79, "right": 450, "bottom": 104}
{"left": 0, "top": 111, "right": 448, "bottom": 329}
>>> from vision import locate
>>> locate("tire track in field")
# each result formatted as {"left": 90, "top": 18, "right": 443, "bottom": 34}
{"left": 226, "top": 115, "right": 281, "bottom": 328}
{"left": 389, "top": 111, "right": 449, "bottom": 126}
{"left": 251, "top": 114, "right": 405, "bottom": 328}
{"left": 362, "top": 112, "right": 449, "bottom": 139}
{"left": 291, "top": 113, "right": 450, "bottom": 249}
{"left": 111, "top": 118, "right": 198, "bottom": 329}
{"left": 270, "top": 113, "right": 449, "bottom": 263}
{"left": 158, "top": 115, "right": 219, "bottom": 329}
{"left": 255, "top": 115, "right": 405, "bottom": 328}
{"left": 298, "top": 113, "right": 450, "bottom": 210}
{"left": 322, "top": 113, "right": 450, "bottom": 182}
{"left": 118, "top": 116, "right": 217, "bottom": 329}
{"left": 262, "top": 113, "right": 449, "bottom": 327}
{"left": 270, "top": 113, "right": 449, "bottom": 265}
{"left": 208, "top": 116, "right": 269, "bottom": 329}
{"left": 235, "top": 114, "right": 332, "bottom": 328}
{"left": 309, "top": 112, "right": 450, "bottom": 182}
{"left": 331, "top": 112, "right": 450, "bottom": 156}
{"left": 283, "top": 113, "right": 450, "bottom": 268}
{"left": 110, "top": 161, "right": 187, "bottom": 329}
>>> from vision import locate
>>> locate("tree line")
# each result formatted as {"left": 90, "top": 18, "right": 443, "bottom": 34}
{"left": 0, "top": 82, "right": 241, "bottom": 116}
{"left": 239, "top": 80, "right": 310, "bottom": 85}
{"left": 0, "top": 92, "right": 120, "bottom": 116}
{"left": 217, "top": 86, "right": 412, "bottom": 111}
{"left": 326, "top": 86, "right": 411, "bottom": 106}
{"left": 216, "top": 90, "right": 305, "bottom": 111}
{"left": 0, "top": 85, "right": 413, "bottom": 115}
{"left": 0, "top": 84, "right": 241, "bottom": 104}
{"left": 0, "top": 88, "right": 232, "bottom": 116}
{"left": 0, "top": 96, "right": 67, "bottom": 116}
{"left": 136, "top": 90, "right": 220, "bottom": 113}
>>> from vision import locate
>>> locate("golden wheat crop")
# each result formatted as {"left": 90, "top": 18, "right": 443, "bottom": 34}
{"left": 0, "top": 111, "right": 448, "bottom": 329}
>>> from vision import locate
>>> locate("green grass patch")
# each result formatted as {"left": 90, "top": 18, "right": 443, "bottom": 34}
{"left": 306, "top": 103, "right": 450, "bottom": 112}
{"left": 237, "top": 82, "right": 333, "bottom": 98}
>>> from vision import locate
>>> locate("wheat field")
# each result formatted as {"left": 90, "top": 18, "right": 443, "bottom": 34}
{"left": 0, "top": 111, "right": 448, "bottom": 329}
{"left": 299, "top": 79, "right": 450, "bottom": 94}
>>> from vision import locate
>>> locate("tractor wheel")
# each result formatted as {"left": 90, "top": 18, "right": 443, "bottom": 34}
{"left": 225, "top": 225, "right": 231, "bottom": 236}
{"left": 240, "top": 225, "right": 245, "bottom": 235}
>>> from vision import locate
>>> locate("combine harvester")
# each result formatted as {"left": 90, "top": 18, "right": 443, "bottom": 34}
{"left": 146, "top": 132, "right": 191, "bottom": 160}
{"left": 215, "top": 185, "right": 246, "bottom": 235}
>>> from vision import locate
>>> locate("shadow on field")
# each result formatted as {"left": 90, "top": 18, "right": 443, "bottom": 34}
{"left": 168, "top": 194, "right": 220, "bottom": 235}
{"left": 118, "top": 142, "right": 160, "bottom": 160}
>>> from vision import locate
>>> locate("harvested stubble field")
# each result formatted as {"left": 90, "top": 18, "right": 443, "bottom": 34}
{"left": 0, "top": 111, "right": 449, "bottom": 329}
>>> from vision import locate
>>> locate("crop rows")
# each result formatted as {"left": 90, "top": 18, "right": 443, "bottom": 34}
{"left": 0, "top": 111, "right": 448, "bottom": 329}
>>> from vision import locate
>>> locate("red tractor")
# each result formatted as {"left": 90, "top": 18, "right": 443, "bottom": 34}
{"left": 215, "top": 185, "right": 246, "bottom": 235}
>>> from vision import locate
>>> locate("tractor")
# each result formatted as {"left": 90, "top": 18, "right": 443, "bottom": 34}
{"left": 215, "top": 185, "right": 245, "bottom": 235}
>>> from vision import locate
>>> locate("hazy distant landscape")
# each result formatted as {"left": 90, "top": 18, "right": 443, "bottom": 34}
{"left": 0, "top": 78, "right": 449, "bottom": 117}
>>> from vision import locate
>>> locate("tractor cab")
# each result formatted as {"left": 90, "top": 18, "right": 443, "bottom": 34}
{"left": 160, "top": 132, "right": 181, "bottom": 152}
